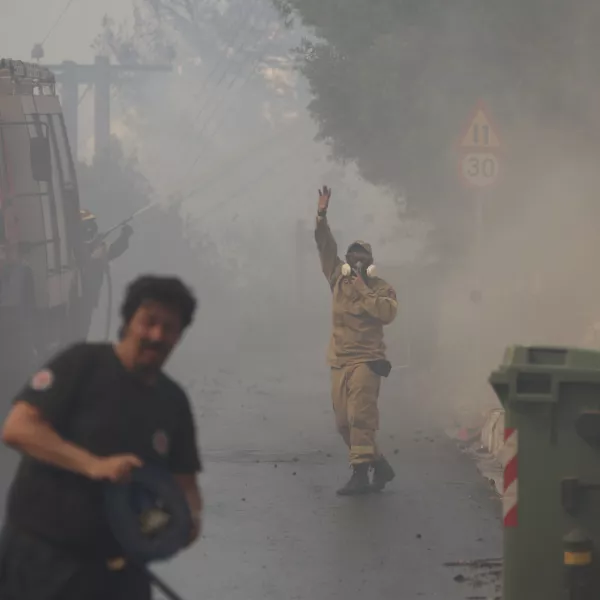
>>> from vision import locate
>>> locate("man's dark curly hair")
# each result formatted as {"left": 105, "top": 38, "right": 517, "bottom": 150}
{"left": 120, "top": 275, "right": 197, "bottom": 330}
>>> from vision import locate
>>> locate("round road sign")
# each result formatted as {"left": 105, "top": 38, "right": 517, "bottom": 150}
{"left": 460, "top": 153, "right": 499, "bottom": 188}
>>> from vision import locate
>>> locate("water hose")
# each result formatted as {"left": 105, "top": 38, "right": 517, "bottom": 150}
{"left": 104, "top": 261, "right": 113, "bottom": 341}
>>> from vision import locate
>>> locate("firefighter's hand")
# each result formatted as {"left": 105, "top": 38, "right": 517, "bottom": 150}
{"left": 188, "top": 514, "right": 202, "bottom": 546}
{"left": 87, "top": 454, "right": 143, "bottom": 483}
{"left": 318, "top": 186, "right": 331, "bottom": 214}
{"left": 121, "top": 224, "right": 133, "bottom": 238}
{"left": 353, "top": 270, "right": 368, "bottom": 290}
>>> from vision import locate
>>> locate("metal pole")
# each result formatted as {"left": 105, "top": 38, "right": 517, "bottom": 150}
{"left": 94, "top": 55, "right": 111, "bottom": 161}
{"left": 143, "top": 566, "right": 188, "bottom": 600}
{"left": 474, "top": 191, "right": 484, "bottom": 400}
{"left": 45, "top": 59, "right": 172, "bottom": 165}
{"left": 295, "top": 219, "right": 305, "bottom": 310}
{"left": 475, "top": 191, "right": 484, "bottom": 291}
{"left": 130, "top": 560, "right": 188, "bottom": 600}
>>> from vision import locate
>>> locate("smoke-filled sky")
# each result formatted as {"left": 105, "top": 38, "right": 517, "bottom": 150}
{"left": 1, "top": 0, "right": 128, "bottom": 62}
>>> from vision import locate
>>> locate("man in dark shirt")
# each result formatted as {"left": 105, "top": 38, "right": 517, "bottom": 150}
{"left": 0, "top": 274, "right": 203, "bottom": 600}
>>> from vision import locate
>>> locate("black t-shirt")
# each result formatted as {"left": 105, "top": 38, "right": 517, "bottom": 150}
{"left": 6, "top": 342, "right": 202, "bottom": 557}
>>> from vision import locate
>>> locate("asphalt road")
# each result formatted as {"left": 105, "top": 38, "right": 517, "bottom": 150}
{"left": 0, "top": 347, "right": 502, "bottom": 600}
{"left": 151, "top": 353, "right": 503, "bottom": 600}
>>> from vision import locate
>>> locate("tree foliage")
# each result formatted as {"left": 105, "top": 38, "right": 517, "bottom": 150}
{"left": 93, "top": 0, "right": 299, "bottom": 187}
{"left": 271, "top": 0, "right": 600, "bottom": 257}
{"left": 94, "top": 0, "right": 284, "bottom": 73}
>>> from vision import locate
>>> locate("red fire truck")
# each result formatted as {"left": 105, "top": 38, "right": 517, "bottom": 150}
{"left": 0, "top": 59, "right": 87, "bottom": 394}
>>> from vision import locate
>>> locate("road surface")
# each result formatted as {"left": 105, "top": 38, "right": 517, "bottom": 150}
{"left": 152, "top": 351, "right": 503, "bottom": 600}
{"left": 0, "top": 345, "right": 502, "bottom": 600}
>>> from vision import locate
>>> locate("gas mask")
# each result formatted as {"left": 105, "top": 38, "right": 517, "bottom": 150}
{"left": 341, "top": 262, "right": 376, "bottom": 279}
{"left": 343, "top": 241, "right": 375, "bottom": 279}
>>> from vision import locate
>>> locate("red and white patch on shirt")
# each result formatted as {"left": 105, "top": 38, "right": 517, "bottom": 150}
{"left": 153, "top": 430, "right": 169, "bottom": 456}
{"left": 30, "top": 369, "right": 54, "bottom": 392}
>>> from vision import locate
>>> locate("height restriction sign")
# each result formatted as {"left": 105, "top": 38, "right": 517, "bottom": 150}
{"left": 458, "top": 102, "right": 501, "bottom": 188}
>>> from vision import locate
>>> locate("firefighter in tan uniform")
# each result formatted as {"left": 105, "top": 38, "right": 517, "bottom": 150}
{"left": 315, "top": 186, "right": 398, "bottom": 496}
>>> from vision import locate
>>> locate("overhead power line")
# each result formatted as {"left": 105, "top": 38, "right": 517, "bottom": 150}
{"left": 41, "top": 0, "right": 78, "bottom": 46}
{"left": 187, "top": 0, "right": 265, "bottom": 131}
{"left": 183, "top": 22, "right": 283, "bottom": 186}
{"left": 143, "top": 0, "right": 266, "bottom": 190}
{"left": 175, "top": 6, "right": 282, "bottom": 191}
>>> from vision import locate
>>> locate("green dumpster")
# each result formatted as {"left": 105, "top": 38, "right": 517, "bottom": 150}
{"left": 489, "top": 345, "right": 600, "bottom": 600}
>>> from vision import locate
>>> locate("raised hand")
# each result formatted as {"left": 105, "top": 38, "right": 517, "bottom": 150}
{"left": 318, "top": 185, "right": 332, "bottom": 214}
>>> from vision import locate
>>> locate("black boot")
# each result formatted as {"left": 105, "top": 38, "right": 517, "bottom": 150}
{"left": 336, "top": 463, "right": 371, "bottom": 496}
{"left": 370, "top": 456, "right": 395, "bottom": 492}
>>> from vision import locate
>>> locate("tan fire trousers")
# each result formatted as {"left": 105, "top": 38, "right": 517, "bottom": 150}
{"left": 331, "top": 363, "right": 381, "bottom": 466}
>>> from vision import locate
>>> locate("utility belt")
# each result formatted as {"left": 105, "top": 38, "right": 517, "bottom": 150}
{"left": 367, "top": 359, "right": 392, "bottom": 378}
{"left": 331, "top": 359, "right": 392, "bottom": 378}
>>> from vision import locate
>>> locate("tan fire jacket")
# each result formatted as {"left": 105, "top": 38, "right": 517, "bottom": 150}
{"left": 315, "top": 215, "right": 398, "bottom": 368}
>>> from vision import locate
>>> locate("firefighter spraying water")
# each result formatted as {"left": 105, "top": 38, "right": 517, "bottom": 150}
{"left": 78, "top": 209, "right": 133, "bottom": 341}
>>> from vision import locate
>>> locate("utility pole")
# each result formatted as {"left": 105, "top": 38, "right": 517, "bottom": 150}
{"left": 44, "top": 56, "right": 172, "bottom": 161}
{"left": 93, "top": 56, "right": 111, "bottom": 161}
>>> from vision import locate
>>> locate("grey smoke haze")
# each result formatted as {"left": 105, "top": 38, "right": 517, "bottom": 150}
{"left": 3, "top": 2, "right": 600, "bottom": 596}
{"left": 73, "top": 1, "right": 419, "bottom": 390}
{"left": 1, "top": 0, "right": 128, "bottom": 62}
{"left": 3, "top": 0, "right": 599, "bottom": 480}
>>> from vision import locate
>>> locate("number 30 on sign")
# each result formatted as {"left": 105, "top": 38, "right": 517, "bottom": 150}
{"left": 460, "top": 153, "right": 498, "bottom": 188}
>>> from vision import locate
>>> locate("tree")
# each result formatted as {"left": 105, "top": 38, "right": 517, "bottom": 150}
{"left": 265, "top": 0, "right": 600, "bottom": 426}
{"left": 270, "top": 0, "right": 600, "bottom": 258}
{"left": 93, "top": 0, "right": 299, "bottom": 158}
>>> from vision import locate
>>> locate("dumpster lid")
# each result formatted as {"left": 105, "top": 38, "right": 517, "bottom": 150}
{"left": 501, "top": 346, "right": 600, "bottom": 371}
{"left": 489, "top": 345, "right": 600, "bottom": 405}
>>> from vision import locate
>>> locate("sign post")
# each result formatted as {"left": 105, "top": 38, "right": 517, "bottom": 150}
{"left": 458, "top": 102, "right": 501, "bottom": 399}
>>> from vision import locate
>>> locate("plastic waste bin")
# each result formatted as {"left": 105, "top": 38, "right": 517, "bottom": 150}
{"left": 489, "top": 345, "right": 600, "bottom": 600}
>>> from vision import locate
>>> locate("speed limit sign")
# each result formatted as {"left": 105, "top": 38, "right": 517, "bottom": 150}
{"left": 460, "top": 153, "right": 499, "bottom": 188}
